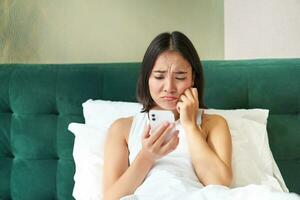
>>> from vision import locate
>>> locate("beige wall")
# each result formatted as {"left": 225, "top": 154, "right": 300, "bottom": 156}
{"left": 225, "top": 0, "right": 300, "bottom": 59}
{"left": 0, "top": 0, "right": 224, "bottom": 63}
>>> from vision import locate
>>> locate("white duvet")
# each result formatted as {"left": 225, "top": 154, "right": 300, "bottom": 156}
{"left": 121, "top": 184, "right": 300, "bottom": 200}
{"left": 120, "top": 158, "right": 300, "bottom": 200}
{"left": 121, "top": 169, "right": 300, "bottom": 200}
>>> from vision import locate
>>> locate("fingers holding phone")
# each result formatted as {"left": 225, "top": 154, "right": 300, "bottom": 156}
{"left": 140, "top": 110, "right": 179, "bottom": 161}
{"left": 149, "top": 110, "right": 179, "bottom": 144}
{"left": 153, "top": 123, "right": 179, "bottom": 147}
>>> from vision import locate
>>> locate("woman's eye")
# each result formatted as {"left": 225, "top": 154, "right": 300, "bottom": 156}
{"left": 154, "top": 76, "right": 186, "bottom": 80}
{"left": 176, "top": 77, "right": 186, "bottom": 80}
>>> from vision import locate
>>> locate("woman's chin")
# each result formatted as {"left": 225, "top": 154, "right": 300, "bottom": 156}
{"left": 153, "top": 101, "right": 177, "bottom": 111}
{"left": 160, "top": 104, "right": 177, "bottom": 111}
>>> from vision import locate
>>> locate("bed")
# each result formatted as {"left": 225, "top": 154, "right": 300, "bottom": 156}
{"left": 0, "top": 59, "right": 299, "bottom": 199}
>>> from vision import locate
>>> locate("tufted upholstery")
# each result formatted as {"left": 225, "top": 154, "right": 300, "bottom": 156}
{"left": 0, "top": 59, "right": 299, "bottom": 199}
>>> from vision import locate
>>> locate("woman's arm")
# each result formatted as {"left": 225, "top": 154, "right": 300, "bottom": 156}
{"left": 103, "top": 118, "right": 152, "bottom": 200}
{"left": 103, "top": 118, "right": 179, "bottom": 200}
{"left": 184, "top": 115, "right": 233, "bottom": 187}
{"left": 177, "top": 88, "right": 232, "bottom": 187}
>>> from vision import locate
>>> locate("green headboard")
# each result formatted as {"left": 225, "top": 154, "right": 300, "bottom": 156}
{"left": 0, "top": 59, "right": 299, "bottom": 199}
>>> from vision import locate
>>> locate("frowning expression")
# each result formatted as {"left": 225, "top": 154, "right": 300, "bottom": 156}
{"left": 148, "top": 50, "right": 194, "bottom": 111}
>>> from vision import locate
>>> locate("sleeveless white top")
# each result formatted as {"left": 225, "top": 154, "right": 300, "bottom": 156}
{"left": 127, "top": 110, "right": 204, "bottom": 197}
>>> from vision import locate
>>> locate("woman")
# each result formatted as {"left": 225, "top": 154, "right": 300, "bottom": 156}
{"left": 103, "top": 31, "right": 233, "bottom": 200}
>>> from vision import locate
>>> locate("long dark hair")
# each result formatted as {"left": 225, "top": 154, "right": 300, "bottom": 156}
{"left": 136, "top": 31, "right": 206, "bottom": 112}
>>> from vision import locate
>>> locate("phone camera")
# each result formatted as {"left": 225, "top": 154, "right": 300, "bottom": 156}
{"left": 151, "top": 113, "right": 156, "bottom": 121}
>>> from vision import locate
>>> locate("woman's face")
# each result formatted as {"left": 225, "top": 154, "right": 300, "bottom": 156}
{"left": 148, "top": 50, "right": 194, "bottom": 112}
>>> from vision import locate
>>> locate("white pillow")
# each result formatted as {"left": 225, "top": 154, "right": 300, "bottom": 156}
{"left": 82, "top": 99, "right": 143, "bottom": 130}
{"left": 204, "top": 108, "right": 269, "bottom": 124}
{"left": 224, "top": 117, "right": 282, "bottom": 190}
{"left": 69, "top": 123, "right": 105, "bottom": 200}
{"left": 69, "top": 99, "right": 288, "bottom": 200}
{"left": 204, "top": 109, "right": 288, "bottom": 191}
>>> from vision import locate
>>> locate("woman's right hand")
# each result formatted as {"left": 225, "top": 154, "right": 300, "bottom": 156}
{"left": 140, "top": 122, "right": 179, "bottom": 164}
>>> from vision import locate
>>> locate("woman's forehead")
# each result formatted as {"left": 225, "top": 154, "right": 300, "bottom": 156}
{"left": 153, "top": 51, "right": 191, "bottom": 71}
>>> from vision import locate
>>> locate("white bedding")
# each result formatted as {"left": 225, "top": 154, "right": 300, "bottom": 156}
{"left": 70, "top": 100, "right": 299, "bottom": 200}
{"left": 120, "top": 157, "right": 300, "bottom": 200}
{"left": 122, "top": 183, "right": 300, "bottom": 200}
{"left": 120, "top": 112, "right": 300, "bottom": 200}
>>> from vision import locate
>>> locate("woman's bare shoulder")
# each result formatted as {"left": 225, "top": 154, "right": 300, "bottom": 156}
{"left": 203, "top": 113, "right": 226, "bottom": 122}
{"left": 202, "top": 113, "right": 228, "bottom": 133}
{"left": 108, "top": 116, "right": 134, "bottom": 143}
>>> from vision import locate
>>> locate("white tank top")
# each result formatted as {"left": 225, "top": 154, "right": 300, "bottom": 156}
{"left": 127, "top": 110, "right": 204, "bottom": 196}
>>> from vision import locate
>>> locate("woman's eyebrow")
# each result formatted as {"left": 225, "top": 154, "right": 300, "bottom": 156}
{"left": 153, "top": 70, "right": 167, "bottom": 73}
{"left": 153, "top": 70, "right": 187, "bottom": 74}
{"left": 174, "top": 71, "right": 187, "bottom": 74}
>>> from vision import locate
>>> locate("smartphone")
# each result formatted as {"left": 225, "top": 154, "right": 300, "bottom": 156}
{"left": 149, "top": 110, "right": 175, "bottom": 134}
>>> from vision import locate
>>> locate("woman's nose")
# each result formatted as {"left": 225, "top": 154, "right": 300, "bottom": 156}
{"left": 163, "top": 77, "right": 176, "bottom": 93}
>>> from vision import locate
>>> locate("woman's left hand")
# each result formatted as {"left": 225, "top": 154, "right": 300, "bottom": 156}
{"left": 176, "top": 88, "right": 199, "bottom": 129}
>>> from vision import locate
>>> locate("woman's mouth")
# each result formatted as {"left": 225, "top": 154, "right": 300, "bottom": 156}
{"left": 162, "top": 96, "right": 178, "bottom": 101}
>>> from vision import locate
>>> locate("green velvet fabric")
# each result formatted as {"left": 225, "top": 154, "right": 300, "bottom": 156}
{"left": 0, "top": 59, "right": 299, "bottom": 199}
